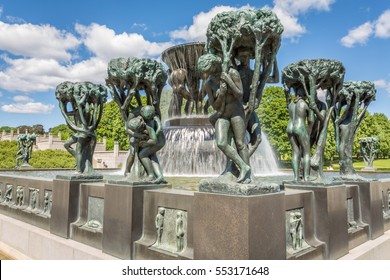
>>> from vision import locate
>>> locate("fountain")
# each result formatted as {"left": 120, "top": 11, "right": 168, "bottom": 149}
{"left": 159, "top": 118, "right": 280, "bottom": 176}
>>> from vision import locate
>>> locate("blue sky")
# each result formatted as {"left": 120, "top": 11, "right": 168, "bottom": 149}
{"left": 0, "top": 0, "right": 389, "bottom": 130}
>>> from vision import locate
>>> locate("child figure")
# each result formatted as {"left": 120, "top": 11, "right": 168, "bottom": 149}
{"left": 124, "top": 105, "right": 166, "bottom": 184}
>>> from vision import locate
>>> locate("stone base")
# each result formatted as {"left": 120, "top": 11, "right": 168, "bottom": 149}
{"left": 199, "top": 175, "right": 280, "bottom": 196}
{"left": 284, "top": 182, "right": 349, "bottom": 259}
{"left": 102, "top": 181, "right": 169, "bottom": 259}
{"left": 193, "top": 191, "right": 286, "bottom": 259}
{"left": 134, "top": 189, "right": 194, "bottom": 260}
{"left": 0, "top": 203, "right": 50, "bottom": 231}
{"left": 348, "top": 226, "right": 369, "bottom": 250}
{"left": 346, "top": 181, "right": 384, "bottom": 240}
{"left": 17, "top": 163, "right": 33, "bottom": 169}
{"left": 334, "top": 173, "right": 372, "bottom": 182}
{"left": 0, "top": 213, "right": 117, "bottom": 260}
{"left": 51, "top": 177, "right": 103, "bottom": 238}
{"left": 71, "top": 182, "right": 105, "bottom": 250}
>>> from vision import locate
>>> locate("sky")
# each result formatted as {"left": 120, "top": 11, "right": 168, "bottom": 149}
{"left": 0, "top": 0, "right": 389, "bottom": 130}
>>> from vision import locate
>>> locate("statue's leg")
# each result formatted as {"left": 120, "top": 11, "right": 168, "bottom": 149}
{"left": 289, "top": 134, "right": 300, "bottom": 181}
{"left": 230, "top": 115, "right": 250, "bottom": 165}
{"left": 138, "top": 148, "right": 156, "bottom": 180}
{"left": 150, "top": 153, "right": 167, "bottom": 184}
{"left": 64, "top": 136, "right": 77, "bottom": 166}
{"left": 215, "top": 118, "right": 250, "bottom": 183}
{"left": 125, "top": 145, "right": 137, "bottom": 176}
{"left": 296, "top": 131, "right": 311, "bottom": 181}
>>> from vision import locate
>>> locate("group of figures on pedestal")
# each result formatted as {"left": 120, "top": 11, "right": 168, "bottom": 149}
{"left": 197, "top": 9, "right": 283, "bottom": 184}
{"left": 106, "top": 57, "right": 167, "bottom": 184}
{"left": 162, "top": 42, "right": 208, "bottom": 117}
{"left": 359, "top": 136, "right": 379, "bottom": 170}
{"left": 15, "top": 134, "right": 36, "bottom": 168}
{"left": 55, "top": 81, "right": 107, "bottom": 176}
{"left": 282, "top": 60, "right": 376, "bottom": 183}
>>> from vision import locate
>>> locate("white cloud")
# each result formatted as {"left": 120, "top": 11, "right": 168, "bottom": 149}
{"left": 374, "top": 79, "right": 390, "bottom": 95}
{"left": 375, "top": 10, "right": 390, "bottom": 38}
{"left": 169, "top": 5, "right": 251, "bottom": 42}
{"left": 0, "top": 21, "right": 174, "bottom": 94}
{"left": 13, "top": 95, "right": 33, "bottom": 102}
{"left": 272, "top": 7, "right": 306, "bottom": 39}
{"left": 76, "top": 23, "right": 173, "bottom": 61}
{"left": 1, "top": 102, "right": 54, "bottom": 114}
{"left": 0, "top": 21, "right": 80, "bottom": 61}
{"left": 272, "top": 0, "right": 335, "bottom": 40}
{"left": 131, "top": 23, "right": 148, "bottom": 31}
{"left": 341, "top": 22, "right": 374, "bottom": 48}
{"left": 169, "top": 1, "right": 336, "bottom": 42}
{"left": 341, "top": 9, "right": 390, "bottom": 47}
{"left": 0, "top": 55, "right": 107, "bottom": 92}
{"left": 273, "top": 0, "right": 335, "bottom": 15}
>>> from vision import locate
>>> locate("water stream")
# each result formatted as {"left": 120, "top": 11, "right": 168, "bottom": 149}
{"left": 157, "top": 117, "right": 281, "bottom": 176}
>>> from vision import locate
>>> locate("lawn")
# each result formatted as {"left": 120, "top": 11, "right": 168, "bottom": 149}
{"left": 331, "top": 158, "right": 390, "bottom": 171}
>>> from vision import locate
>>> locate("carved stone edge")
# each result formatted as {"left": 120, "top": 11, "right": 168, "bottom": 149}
{"left": 199, "top": 177, "right": 281, "bottom": 196}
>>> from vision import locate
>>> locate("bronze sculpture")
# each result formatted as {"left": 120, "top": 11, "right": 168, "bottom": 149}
{"left": 335, "top": 81, "right": 376, "bottom": 179}
{"left": 283, "top": 59, "right": 345, "bottom": 182}
{"left": 56, "top": 81, "right": 107, "bottom": 175}
{"left": 106, "top": 57, "right": 167, "bottom": 183}
{"left": 199, "top": 9, "right": 283, "bottom": 184}
{"left": 162, "top": 43, "right": 206, "bottom": 117}
{"left": 15, "top": 133, "right": 36, "bottom": 168}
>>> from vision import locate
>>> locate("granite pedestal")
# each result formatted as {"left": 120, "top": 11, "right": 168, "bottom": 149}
{"left": 102, "top": 181, "right": 168, "bottom": 259}
{"left": 284, "top": 183, "right": 348, "bottom": 259}
{"left": 193, "top": 191, "right": 285, "bottom": 259}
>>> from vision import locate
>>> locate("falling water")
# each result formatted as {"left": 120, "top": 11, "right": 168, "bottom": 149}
{"left": 157, "top": 116, "right": 280, "bottom": 176}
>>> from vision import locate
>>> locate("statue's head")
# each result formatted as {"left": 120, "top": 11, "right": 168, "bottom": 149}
{"left": 234, "top": 46, "right": 253, "bottom": 66}
{"left": 140, "top": 105, "right": 156, "bottom": 121}
{"left": 197, "top": 53, "right": 222, "bottom": 75}
{"left": 127, "top": 116, "right": 146, "bottom": 133}
{"left": 55, "top": 82, "right": 74, "bottom": 101}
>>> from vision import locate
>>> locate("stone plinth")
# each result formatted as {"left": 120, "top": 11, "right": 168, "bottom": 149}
{"left": 134, "top": 189, "right": 194, "bottom": 260}
{"left": 102, "top": 181, "right": 168, "bottom": 259}
{"left": 284, "top": 189, "right": 326, "bottom": 259}
{"left": 193, "top": 191, "right": 285, "bottom": 259}
{"left": 343, "top": 181, "right": 384, "bottom": 240}
{"left": 51, "top": 176, "right": 103, "bottom": 238}
{"left": 284, "top": 183, "right": 348, "bottom": 259}
{"left": 71, "top": 182, "right": 105, "bottom": 250}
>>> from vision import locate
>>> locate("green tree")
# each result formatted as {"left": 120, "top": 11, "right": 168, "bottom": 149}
{"left": 95, "top": 100, "right": 129, "bottom": 150}
{"left": 324, "top": 121, "right": 337, "bottom": 163}
{"left": 371, "top": 113, "right": 390, "bottom": 158}
{"left": 256, "top": 86, "right": 290, "bottom": 160}
{"left": 32, "top": 124, "right": 45, "bottom": 134}
{"left": 0, "top": 126, "right": 13, "bottom": 133}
